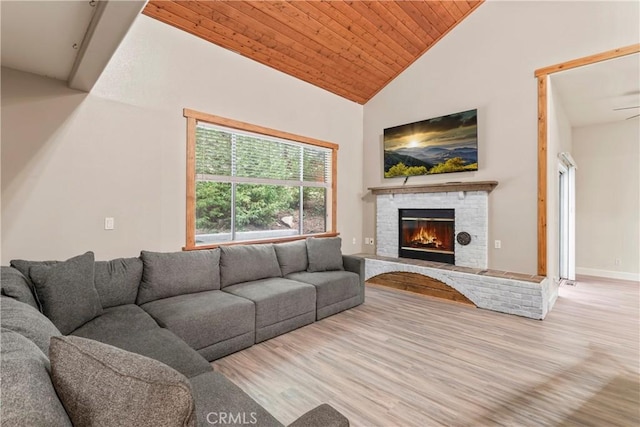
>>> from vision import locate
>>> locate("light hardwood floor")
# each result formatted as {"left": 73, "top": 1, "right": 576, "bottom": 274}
{"left": 214, "top": 277, "right": 640, "bottom": 426}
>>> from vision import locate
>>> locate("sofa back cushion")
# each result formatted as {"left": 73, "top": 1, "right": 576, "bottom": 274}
{"left": 0, "top": 296, "right": 61, "bottom": 357}
{"left": 220, "top": 244, "right": 282, "bottom": 288}
{"left": 50, "top": 335, "right": 196, "bottom": 427}
{"left": 0, "top": 328, "right": 73, "bottom": 426}
{"left": 1, "top": 266, "right": 39, "bottom": 309}
{"left": 274, "top": 240, "right": 309, "bottom": 276}
{"left": 94, "top": 257, "right": 142, "bottom": 308}
{"left": 137, "top": 250, "right": 221, "bottom": 305}
{"left": 29, "top": 252, "right": 104, "bottom": 335}
{"left": 306, "top": 237, "right": 344, "bottom": 272}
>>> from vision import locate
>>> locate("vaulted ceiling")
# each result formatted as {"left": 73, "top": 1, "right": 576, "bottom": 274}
{"left": 143, "top": 1, "right": 484, "bottom": 104}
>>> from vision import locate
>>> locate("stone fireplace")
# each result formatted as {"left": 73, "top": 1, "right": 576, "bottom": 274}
{"left": 365, "top": 181, "right": 551, "bottom": 320}
{"left": 372, "top": 182, "right": 498, "bottom": 269}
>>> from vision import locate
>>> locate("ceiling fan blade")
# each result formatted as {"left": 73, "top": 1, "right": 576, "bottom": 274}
{"left": 614, "top": 106, "right": 640, "bottom": 111}
{"left": 626, "top": 114, "right": 640, "bottom": 120}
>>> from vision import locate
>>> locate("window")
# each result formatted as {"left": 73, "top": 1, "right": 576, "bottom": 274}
{"left": 184, "top": 109, "right": 338, "bottom": 249}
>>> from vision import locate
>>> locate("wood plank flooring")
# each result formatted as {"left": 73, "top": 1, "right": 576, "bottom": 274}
{"left": 213, "top": 276, "right": 640, "bottom": 426}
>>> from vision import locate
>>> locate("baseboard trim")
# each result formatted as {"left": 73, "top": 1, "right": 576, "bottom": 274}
{"left": 575, "top": 267, "right": 640, "bottom": 282}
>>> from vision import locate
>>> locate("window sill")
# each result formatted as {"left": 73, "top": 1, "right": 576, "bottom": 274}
{"left": 183, "top": 232, "right": 340, "bottom": 251}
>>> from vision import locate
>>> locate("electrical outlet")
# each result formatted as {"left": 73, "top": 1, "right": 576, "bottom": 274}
{"left": 352, "top": 237, "right": 356, "bottom": 245}
{"left": 104, "top": 217, "right": 115, "bottom": 230}
{"left": 615, "top": 259, "right": 621, "bottom": 266}
{"left": 494, "top": 240, "right": 501, "bottom": 249}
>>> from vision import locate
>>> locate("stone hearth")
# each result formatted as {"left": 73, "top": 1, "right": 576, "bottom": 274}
{"left": 363, "top": 255, "right": 551, "bottom": 319}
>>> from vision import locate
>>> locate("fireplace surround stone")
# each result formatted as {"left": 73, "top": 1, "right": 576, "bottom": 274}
{"left": 376, "top": 190, "right": 488, "bottom": 269}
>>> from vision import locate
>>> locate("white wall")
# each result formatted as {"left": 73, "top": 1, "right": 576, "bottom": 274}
{"left": 573, "top": 120, "right": 640, "bottom": 281}
{"left": 1, "top": 15, "right": 364, "bottom": 263}
{"left": 362, "top": 0, "right": 639, "bottom": 275}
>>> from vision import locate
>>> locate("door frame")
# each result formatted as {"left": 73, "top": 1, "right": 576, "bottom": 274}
{"left": 534, "top": 43, "right": 640, "bottom": 276}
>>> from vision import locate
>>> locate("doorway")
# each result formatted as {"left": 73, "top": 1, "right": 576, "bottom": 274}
{"left": 534, "top": 43, "right": 640, "bottom": 276}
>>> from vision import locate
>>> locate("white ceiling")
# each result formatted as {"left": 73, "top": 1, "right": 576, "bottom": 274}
{"left": 551, "top": 53, "right": 640, "bottom": 128}
{"left": 1, "top": 0, "right": 147, "bottom": 91}
{"left": 1, "top": 0, "right": 97, "bottom": 81}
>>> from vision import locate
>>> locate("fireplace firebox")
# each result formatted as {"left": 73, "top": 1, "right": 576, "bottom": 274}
{"left": 399, "top": 209, "right": 455, "bottom": 264}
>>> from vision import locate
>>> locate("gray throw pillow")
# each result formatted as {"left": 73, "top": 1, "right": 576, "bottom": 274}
{"left": 0, "top": 296, "right": 61, "bottom": 357}
{"left": 306, "top": 237, "right": 344, "bottom": 272}
{"left": 49, "top": 336, "right": 196, "bottom": 427}
{"left": 274, "top": 240, "right": 309, "bottom": 276}
{"left": 220, "top": 244, "right": 282, "bottom": 287}
{"left": 1, "top": 266, "right": 39, "bottom": 309}
{"left": 29, "top": 252, "right": 103, "bottom": 335}
{"left": 0, "top": 328, "right": 72, "bottom": 426}
{"left": 137, "top": 249, "right": 221, "bottom": 305}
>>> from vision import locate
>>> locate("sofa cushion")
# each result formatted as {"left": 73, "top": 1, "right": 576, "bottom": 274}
{"left": 274, "top": 240, "right": 309, "bottom": 276}
{"left": 220, "top": 244, "right": 282, "bottom": 288}
{"left": 94, "top": 257, "right": 142, "bottom": 308}
{"left": 29, "top": 252, "right": 103, "bottom": 335}
{"left": 142, "top": 290, "right": 255, "bottom": 352}
{"left": 71, "top": 305, "right": 212, "bottom": 378}
{"left": 190, "top": 371, "right": 283, "bottom": 427}
{"left": 306, "top": 237, "right": 344, "bottom": 272}
{"left": 224, "top": 278, "right": 315, "bottom": 329}
{"left": 1, "top": 266, "right": 39, "bottom": 309}
{"left": 0, "top": 328, "right": 72, "bottom": 426}
{"left": 285, "top": 271, "right": 360, "bottom": 311}
{"left": 50, "top": 335, "right": 196, "bottom": 427}
{"left": 9, "top": 258, "right": 58, "bottom": 287}
{"left": 137, "top": 249, "right": 221, "bottom": 305}
{"left": 0, "top": 296, "right": 61, "bottom": 356}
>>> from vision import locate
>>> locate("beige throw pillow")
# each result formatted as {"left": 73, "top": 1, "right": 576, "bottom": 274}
{"left": 50, "top": 335, "right": 196, "bottom": 427}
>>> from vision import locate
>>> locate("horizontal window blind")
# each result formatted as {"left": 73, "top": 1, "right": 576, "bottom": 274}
{"left": 196, "top": 123, "right": 331, "bottom": 187}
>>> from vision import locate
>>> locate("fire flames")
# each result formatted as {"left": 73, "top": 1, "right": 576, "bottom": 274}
{"left": 408, "top": 226, "right": 444, "bottom": 249}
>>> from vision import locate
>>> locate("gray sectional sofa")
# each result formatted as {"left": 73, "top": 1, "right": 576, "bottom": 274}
{"left": 0, "top": 237, "right": 363, "bottom": 426}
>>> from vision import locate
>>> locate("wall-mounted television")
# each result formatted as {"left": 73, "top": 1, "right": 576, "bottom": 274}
{"left": 383, "top": 109, "right": 478, "bottom": 178}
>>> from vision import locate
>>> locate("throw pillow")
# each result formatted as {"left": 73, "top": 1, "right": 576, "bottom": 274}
{"left": 0, "top": 296, "right": 61, "bottom": 357}
{"left": 274, "top": 240, "right": 309, "bottom": 276}
{"left": 1, "top": 266, "right": 39, "bottom": 309}
{"left": 29, "top": 252, "right": 103, "bottom": 335}
{"left": 306, "top": 237, "right": 344, "bottom": 272}
{"left": 49, "top": 336, "right": 196, "bottom": 427}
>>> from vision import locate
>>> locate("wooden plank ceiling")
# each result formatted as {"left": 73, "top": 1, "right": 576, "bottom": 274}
{"left": 143, "top": 1, "right": 483, "bottom": 104}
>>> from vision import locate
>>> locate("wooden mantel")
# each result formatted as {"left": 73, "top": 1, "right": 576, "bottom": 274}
{"left": 369, "top": 180, "right": 498, "bottom": 195}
